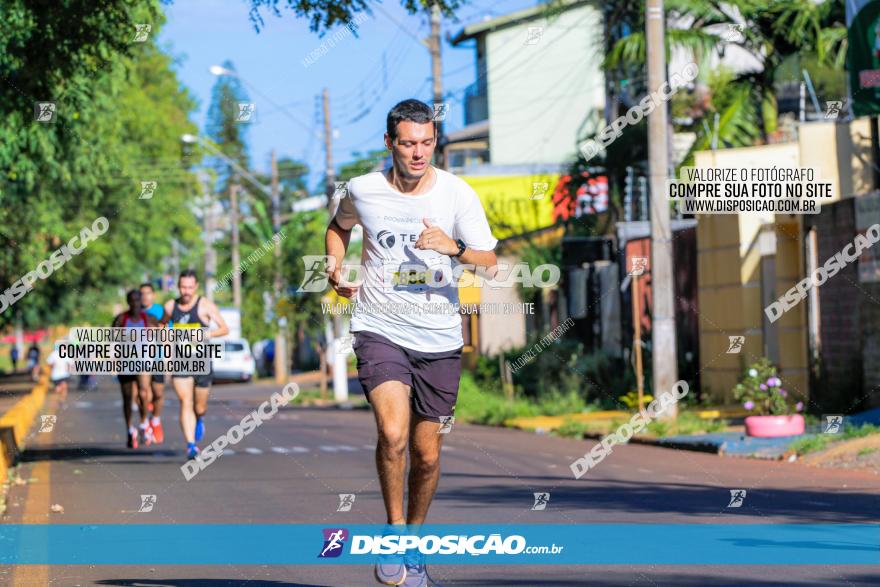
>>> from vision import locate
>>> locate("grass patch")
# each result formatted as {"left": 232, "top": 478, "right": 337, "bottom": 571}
{"left": 288, "top": 388, "right": 366, "bottom": 407}
{"left": 788, "top": 425, "right": 880, "bottom": 456}
{"left": 842, "top": 423, "right": 879, "bottom": 439}
{"left": 646, "top": 419, "right": 673, "bottom": 438}
{"left": 790, "top": 435, "right": 831, "bottom": 455}
{"left": 456, "top": 372, "right": 731, "bottom": 438}
{"left": 644, "top": 412, "right": 727, "bottom": 438}
{"left": 548, "top": 412, "right": 727, "bottom": 440}
{"left": 553, "top": 418, "right": 616, "bottom": 438}
{"left": 554, "top": 419, "right": 589, "bottom": 438}
{"left": 789, "top": 424, "right": 880, "bottom": 456}
{"left": 455, "top": 372, "right": 590, "bottom": 426}
{"left": 857, "top": 447, "right": 877, "bottom": 457}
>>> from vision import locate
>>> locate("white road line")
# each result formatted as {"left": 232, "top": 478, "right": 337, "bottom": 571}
{"left": 270, "top": 447, "right": 290, "bottom": 454}
{"left": 244, "top": 447, "right": 263, "bottom": 455}
{"left": 291, "top": 446, "right": 310, "bottom": 453}
{"left": 75, "top": 401, "right": 93, "bottom": 408}
{"left": 362, "top": 444, "right": 374, "bottom": 450}
{"left": 337, "top": 445, "right": 358, "bottom": 451}
{"left": 319, "top": 446, "right": 339, "bottom": 452}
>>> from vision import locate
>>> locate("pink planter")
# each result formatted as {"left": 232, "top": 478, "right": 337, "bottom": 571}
{"left": 744, "top": 414, "right": 805, "bottom": 437}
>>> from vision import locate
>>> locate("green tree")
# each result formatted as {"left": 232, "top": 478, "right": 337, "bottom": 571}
{"left": 205, "top": 60, "right": 252, "bottom": 190}
{"left": 277, "top": 157, "right": 309, "bottom": 199}
{"left": 605, "top": 0, "right": 846, "bottom": 143}
{"left": 0, "top": 0, "right": 199, "bottom": 328}
{"left": 337, "top": 149, "right": 387, "bottom": 182}
{"left": 246, "top": 0, "right": 465, "bottom": 33}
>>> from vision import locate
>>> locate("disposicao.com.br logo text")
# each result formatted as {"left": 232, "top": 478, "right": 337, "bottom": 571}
{"left": 322, "top": 529, "right": 564, "bottom": 557}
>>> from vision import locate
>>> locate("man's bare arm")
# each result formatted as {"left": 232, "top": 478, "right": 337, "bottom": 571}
{"left": 159, "top": 300, "right": 175, "bottom": 326}
{"left": 204, "top": 299, "right": 229, "bottom": 338}
{"left": 458, "top": 248, "right": 498, "bottom": 279}
{"left": 325, "top": 218, "right": 359, "bottom": 298}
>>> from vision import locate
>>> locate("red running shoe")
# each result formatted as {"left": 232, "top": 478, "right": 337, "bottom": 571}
{"left": 151, "top": 421, "right": 164, "bottom": 444}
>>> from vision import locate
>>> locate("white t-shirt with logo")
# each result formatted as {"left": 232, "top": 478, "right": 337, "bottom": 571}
{"left": 48, "top": 349, "right": 72, "bottom": 380}
{"left": 334, "top": 167, "right": 497, "bottom": 352}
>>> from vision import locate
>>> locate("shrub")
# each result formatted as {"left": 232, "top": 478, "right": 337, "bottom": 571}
{"left": 618, "top": 390, "right": 653, "bottom": 409}
{"left": 475, "top": 340, "right": 633, "bottom": 409}
{"left": 455, "top": 372, "right": 589, "bottom": 426}
{"left": 733, "top": 358, "right": 803, "bottom": 416}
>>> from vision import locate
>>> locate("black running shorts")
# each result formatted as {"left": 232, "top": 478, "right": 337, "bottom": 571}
{"left": 353, "top": 330, "right": 462, "bottom": 423}
{"left": 172, "top": 370, "right": 212, "bottom": 388}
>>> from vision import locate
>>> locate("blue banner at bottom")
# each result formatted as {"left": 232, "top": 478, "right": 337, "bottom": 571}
{"left": 1, "top": 524, "right": 877, "bottom": 565}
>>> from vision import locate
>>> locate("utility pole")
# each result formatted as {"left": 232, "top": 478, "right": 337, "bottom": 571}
{"left": 323, "top": 88, "right": 337, "bottom": 214}
{"left": 632, "top": 273, "right": 645, "bottom": 412}
{"left": 322, "top": 86, "right": 348, "bottom": 402}
{"left": 646, "top": 0, "right": 678, "bottom": 417}
{"left": 428, "top": 2, "right": 445, "bottom": 169}
{"left": 201, "top": 172, "right": 217, "bottom": 301}
{"left": 271, "top": 150, "right": 289, "bottom": 384}
{"left": 230, "top": 181, "right": 242, "bottom": 311}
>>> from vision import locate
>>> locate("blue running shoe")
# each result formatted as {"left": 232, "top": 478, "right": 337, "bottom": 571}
{"left": 195, "top": 417, "right": 205, "bottom": 441}
{"left": 187, "top": 443, "right": 200, "bottom": 460}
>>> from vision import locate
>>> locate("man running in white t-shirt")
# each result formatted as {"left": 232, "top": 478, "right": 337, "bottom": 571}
{"left": 47, "top": 340, "right": 73, "bottom": 403}
{"left": 326, "top": 99, "right": 497, "bottom": 587}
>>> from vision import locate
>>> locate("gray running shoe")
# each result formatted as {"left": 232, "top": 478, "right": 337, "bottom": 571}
{"left": 374, "top": 524, "right": 407, "bottom": 585}
{"left": 401, "top": 551, "right": 427, "bottom": 587}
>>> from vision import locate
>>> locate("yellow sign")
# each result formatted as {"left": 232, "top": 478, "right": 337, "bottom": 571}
{"left": 460, "top": 174, "right": 558, "bottom": 239}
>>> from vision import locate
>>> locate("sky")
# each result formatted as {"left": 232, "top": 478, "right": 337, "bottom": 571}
{"left": 159, "top": 0, "right": 538, "bottom": 192}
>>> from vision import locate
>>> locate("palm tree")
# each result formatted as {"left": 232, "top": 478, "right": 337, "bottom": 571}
{"left": 604, "top": 0, "right": 846, "bottom": 144}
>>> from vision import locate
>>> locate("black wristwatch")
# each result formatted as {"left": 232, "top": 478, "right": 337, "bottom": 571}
{"left": 452, "top": 238, "right": 467, "bottom": 258}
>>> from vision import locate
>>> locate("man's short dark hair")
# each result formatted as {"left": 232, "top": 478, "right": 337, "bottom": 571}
{"left": 139, "top": 282, "right": 154, "bottom": 291}
{"left": 126, "top": 289, "right": 141, "bottom": 303}
{"left": 386, "top": 99, "right": 436, "bottom": 142}
{"left": 179, "top": 269, "right": 198, "bottom": 282}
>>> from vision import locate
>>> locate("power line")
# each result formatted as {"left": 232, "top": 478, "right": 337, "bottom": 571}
{"left": 338, "top": 40, "right": 417, "bottom": 124}
{"left": 372, "top": 3, "right": 427, "bottom": 47}
{"left": 331, "top": 32, "right": 415, "bottom": 114}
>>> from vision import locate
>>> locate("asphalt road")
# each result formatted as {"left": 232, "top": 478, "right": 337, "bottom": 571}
{"left": 2, "top": 377, "right": 878, "bottom": 586}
